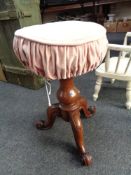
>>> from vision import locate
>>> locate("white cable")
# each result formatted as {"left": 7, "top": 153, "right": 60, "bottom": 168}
{"left": 45, "top": 80, "right": 52, "bottom": 106}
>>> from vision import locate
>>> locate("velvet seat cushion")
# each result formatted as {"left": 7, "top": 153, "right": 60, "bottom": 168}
{"left": 13, "top": 21, "right": 108, "bottom": 80}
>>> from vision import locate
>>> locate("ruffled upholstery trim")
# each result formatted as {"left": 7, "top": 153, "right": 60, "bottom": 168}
{"left": 13, "top": 36, "right": 108, "bottom": 80}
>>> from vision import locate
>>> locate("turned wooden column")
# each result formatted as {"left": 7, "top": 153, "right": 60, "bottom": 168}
{"left": 36, "top": 78, "right": 95, "bottom": 165}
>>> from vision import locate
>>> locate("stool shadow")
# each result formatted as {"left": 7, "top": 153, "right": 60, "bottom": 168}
{"left": 37, "top": 134, "right": 82, "bottom": 166}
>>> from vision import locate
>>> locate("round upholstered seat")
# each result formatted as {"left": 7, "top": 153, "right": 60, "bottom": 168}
{"left": 13, "top": 21, "right": 108, "bottom": 80}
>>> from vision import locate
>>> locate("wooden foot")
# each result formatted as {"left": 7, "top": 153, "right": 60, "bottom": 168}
{"left": 82, "top": 153, "right": 93, "bottom": 166}
{"left": 69, "top": 109, "right": 92, "bottom": 166}
{"left": 35, "top": 103, "right": 61, "bottom": 130}
{"left": 79, "top": 96, "right": 96, "bottom": 118}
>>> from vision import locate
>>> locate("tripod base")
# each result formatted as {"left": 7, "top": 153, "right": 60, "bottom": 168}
{"left": 36, "top": 78, "right": 96, "bottom": 166}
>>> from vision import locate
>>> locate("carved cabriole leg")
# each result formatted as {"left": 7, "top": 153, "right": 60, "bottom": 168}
{"left": 57, "top": 79, "right": 93, "bottom": 166}
{"left": 93, "top": 76, "right": 103, "bottom": 101}
{"left": 69, "top": 109, "right": 92, "bottom": 165}
{"left": 126, "top": 81, "right": 131, "bottom": 110}
{"left": 79, "top": 96, "right": 96, "bottom": 118}
{"left": 36, "top": 103, "right": 61, "bottom": 129}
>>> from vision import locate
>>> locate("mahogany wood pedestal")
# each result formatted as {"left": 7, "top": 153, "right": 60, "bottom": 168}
{"left": 36, "top": 78, "right": 96, "bottom": 166}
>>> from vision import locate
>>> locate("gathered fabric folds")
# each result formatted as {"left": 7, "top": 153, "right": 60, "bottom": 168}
{"left": 13, "top": 36, "right": 108, "bottom": 80}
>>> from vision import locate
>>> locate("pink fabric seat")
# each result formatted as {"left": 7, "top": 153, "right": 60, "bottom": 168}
{"left": 13, "top": 21, "right": 108, "bottom": 80}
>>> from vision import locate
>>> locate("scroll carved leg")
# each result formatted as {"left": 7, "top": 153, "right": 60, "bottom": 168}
{"left": 69, "top": 109, "right": 92, "bottom": 166}
{"left": 79, "top": 97, "right": 96, "bottom": 118}
{"left": 36, "top": 103, "right": 61, "bottom": 130}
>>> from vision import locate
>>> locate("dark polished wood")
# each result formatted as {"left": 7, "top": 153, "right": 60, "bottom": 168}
{"left": 36, "top": 78, "right": 96, "bottom": 166}
{"left": 44, "top": 0, "right": 130, "bottom": 13}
